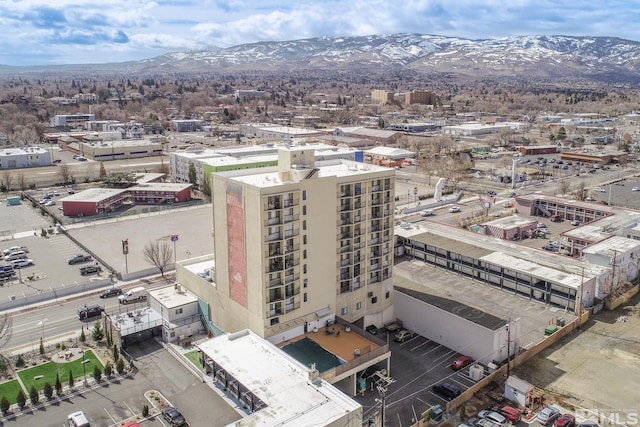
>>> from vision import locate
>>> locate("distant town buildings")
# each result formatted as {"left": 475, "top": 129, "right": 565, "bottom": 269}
{"left": 0, "top": 146, "right": 51, "bottom": 169}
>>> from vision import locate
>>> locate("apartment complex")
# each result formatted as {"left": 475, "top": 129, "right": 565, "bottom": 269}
{"left": 404, "top": 90, "right": 435, "bottom": 106}
{"left": 371, "top": 89, "right": 394, "bottom": 106}
{"left": 205, "top": 146, "right": 395, "bottom": 340}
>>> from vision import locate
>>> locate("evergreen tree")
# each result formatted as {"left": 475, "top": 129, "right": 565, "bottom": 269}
{"left": 55, "top": 373, "right": 62, "bottom": 395}
{"left": 68, "top": 370, "right": 74, "bottom": 388}
{"left": 0, "top": 395, "right": 9, "bottom": 415}
{"left": 43, "top": 382, "right": 53, "bottom": 400}
{"left": 93, "top": 366, "right": 102, "bottom": 382}
{"left": 16, "top": 390, "right": 26, "bottom": 409}
{"left": 112, "top": 344, "right": 119, "bottom": 362}
{"left": 188, "top": 163, "right": 199, "bottom": 191}
{"left": 29, "top": 385, "right": 39, "bottom": 405}
{"left": 104, "top": 361, "right": 113, "bottom": 377}
{"left": 39, "top": 338, "right": 45, "bottom": 355}
{"left": 91, "top": 321, "right": 104, "bottom": 342}
{"left": 116, "top": 357, "right": 125, "bottom": 374}
{"left": 80, "top": 326, "right": 86, "bottom": 344}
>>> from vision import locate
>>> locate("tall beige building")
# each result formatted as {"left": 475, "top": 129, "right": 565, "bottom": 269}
{"left": 404, "top": 90, "right": 435, "bottom": 106}
{"left": 208, "top": 145, "right": 395, "bottom": 340}
{"left": 371, "top": 89, "right": 394, "bottom": 106}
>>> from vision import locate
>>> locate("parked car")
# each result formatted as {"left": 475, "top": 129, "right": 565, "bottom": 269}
{"left": 594, "top": 187, "right": 606, "bottom": 193}
{"left": 44, "top": 200, "right": 56, "bottom": 206}
{"left": 554, "top": 414, "right": 576, "bottom": 427}
{"left": 478, "top": 410, "right": 509, "bottom": 427}
{"left": 365, "top": 325, "right": 379, "bottom": 335}
{"left": 432, "top": 381, "right": 461, "bottom": 400}
{"left": 100, "top": 288, "right": 123, "bottom": 298}
{"left": 448, "top": 206, "right": 461, "bottom": 213}
{"left": 632, "top": 187, "right": 640, "bottom": 192}
{"left": 162, "top": 407, "right": 186, "bottom": 426}
{"left": 537, "top": 406, "right": 561, "bottom": 426}
{"left": 493, "top": 405, "right": 522, "bottom": 424}
{"left": 393, "top": 329, "right": 416, "bottom": 342}
{"left": 3, "top": 246, "right": 28, "bottom": 255}
{"left": 585, "top": 196, "right": 596, "bottom": 201}
{"left": 10, "top": 258, "right": 33, "bottom": 268}
{"left": 487, "top": 190, "right": 497, "bottom": 195}
{"left": 571, "top": 220, "right": 581, "bottom": 226}
{"left": 79, "top": 265, "right": 102, "bottom": 275}
{"left": 451, "top": 355, "right": 474, "bottom": 370}
{"left": 67, "top": 254, "right": 92, "bottom": 265}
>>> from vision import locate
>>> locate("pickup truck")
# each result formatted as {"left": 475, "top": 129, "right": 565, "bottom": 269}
{"left": 79, "top": 265, "right": 102, "bottom": 275}
{"left": 67, "top": 254, "right": 92, "bottom": 265}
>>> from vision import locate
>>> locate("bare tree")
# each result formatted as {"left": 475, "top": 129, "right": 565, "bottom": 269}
{"left": 143, "top": 240, "right": 173, "bottom": 277}
{"left": 0, "top": 171, "right": 13, "bottom": 191}
{"left": 57, "top": 164, "right": 72, "bottom": 185}
{"left": 16, "top": 171, "right": 27, "bottom": 191}
{"left": 557, "top": 178, "right": 571, "bottom": 196}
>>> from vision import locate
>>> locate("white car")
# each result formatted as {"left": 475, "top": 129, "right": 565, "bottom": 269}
{"left": 594, "top": 187, "right": 606, "bottom": 193}
{"left": 11, "top": 258, "right": 33, "bottom": 268}
{"left": 633, "top": 187, "right": 640, "bottom": 192}
{"left": 448, "top": 206, "right": 461, "bottom": 213}
{"left": 44, "top": 200, "right": 56, "bottom": 206}
{"left": 420, "top": 209, "right": 434, "bottom": 217}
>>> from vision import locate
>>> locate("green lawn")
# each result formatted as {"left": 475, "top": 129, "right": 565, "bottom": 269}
{"left": 184, "top": 350, "right": 205, "bottom": 372}
{"left": 18, "top": 349, "right": 104, "bottom": 393}
{"left": 0, "top": 379, "right": 24, "bottom": 405}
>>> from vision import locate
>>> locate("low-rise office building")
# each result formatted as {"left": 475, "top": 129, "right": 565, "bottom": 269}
{"left": 0, "top": 146, "right": 51, "bottom": 169}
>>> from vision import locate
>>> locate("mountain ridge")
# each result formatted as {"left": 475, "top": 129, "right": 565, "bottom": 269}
{"left": 5, "top": 33, "right": 640, "bottom": 83}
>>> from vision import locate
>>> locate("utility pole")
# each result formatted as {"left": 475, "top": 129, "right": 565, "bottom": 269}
{"left": 375, "top": 373, "right": 395, "bottom": 426}
{"left": 506, "top": 321, "right": 511, "bottom": 379}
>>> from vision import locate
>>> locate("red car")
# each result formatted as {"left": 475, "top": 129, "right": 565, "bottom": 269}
{"left": 451, "top": 355, "right": 474, "bottom": 370}
{"left": 493, "top": 404, "right": 522, "bottom": 424}
{"left": 554, "top": 414, "right": 576, "bottom": 427}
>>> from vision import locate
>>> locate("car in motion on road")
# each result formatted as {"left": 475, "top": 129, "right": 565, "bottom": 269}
{"left": 633, "top": 187, "right": 640, "bottom": 191}
{"left": 448, "top": 206, "right": 461, "bottom": 213}
{"left": 100, "top": 288, "right": 123, "bottom": 298}
{"left": 420, "top": 209, "right": 434, "bottom": 216}
{"left": 162, "top": 407, "right": 186, "bottom": 426}
{"left": 451, "top": 355, "right": 474, "bottom": 370}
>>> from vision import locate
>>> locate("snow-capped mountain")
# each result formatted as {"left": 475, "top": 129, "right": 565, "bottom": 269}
{"left": 132, "top": 33, "right": 640, "bottom": 82}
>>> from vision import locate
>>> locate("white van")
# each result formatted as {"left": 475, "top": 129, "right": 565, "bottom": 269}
{"left": 68, "top": 410, "right": 90, "bottom": 427}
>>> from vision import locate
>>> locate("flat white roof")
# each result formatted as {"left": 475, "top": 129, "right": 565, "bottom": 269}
{"left": 481, "top": 215, "right": 537, "bottom": 230}
{"left": 61, "top": 188, "right": 127, "bottom": 203}
{"left": 129, "top": 182, "right": 191, "bottom": 192}
{"left": 481, "top": 252, "right": 584, "bottom": 289}
{"left": 197, "top": 330, "right": 361, "bottom": 426}
{"left": 232, "top": 160, "right": 392, "bottom": 188}
{"left": 148, "top": 285, "right": 198, "bottom": 309}
{"left": 582, "top": 235, "right": 640, "bottom": 256}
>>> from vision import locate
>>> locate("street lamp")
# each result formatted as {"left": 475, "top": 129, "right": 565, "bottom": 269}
{"left": 82, "top": 351, "right": 90, "bottom": 385}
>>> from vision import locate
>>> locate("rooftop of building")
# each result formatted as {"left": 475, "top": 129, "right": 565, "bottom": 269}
{"left": 129, "top": 182, "right": 192, "bottom": 192}
{"left": 107, "top": 306, "right": 163, "bottom": 337}
{"left": 481, "top": 214, "right": 537, "bottom": 230}
{"left": 148, "top": 285, "right": 198, "bottom": 309}
{"left": 582, "top": 234, "right": 640, "bottom": 256}
{"left": 0, "top": 146, "right": 48, "bottom": 156}
{"left": 197, "top": 330, "right": 361, "bottom": 426}
{"left": 228, "top": 159, "right": 393, "bottom": 188}
{"left": 61, "top": 188, "right": 128, "bottom": 203}
{"left": 81, "top": 139, "right": 161, "bottom": 147}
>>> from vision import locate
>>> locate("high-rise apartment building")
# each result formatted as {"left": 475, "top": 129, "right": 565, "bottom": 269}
{"left": 371, "top": 89, "right": 394, "bottom": 106}
{"left": 208, "top": 145, "right": 395, "bottom": 340}
{"left": 404, "top": 90, "right": 435, "bottom": 106}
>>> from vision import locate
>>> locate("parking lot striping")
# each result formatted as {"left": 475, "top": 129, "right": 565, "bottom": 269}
{"left": 103, "top": 407, "right": 119, "bottom": 425}
{"left": 409, "top": 338, "right": 432, "bottom": 351}
{"left": 431, "top": 349, "right": 456, "bottom": 364}
{"left": 420, "top": 343, "right": 443, "bottom": 356}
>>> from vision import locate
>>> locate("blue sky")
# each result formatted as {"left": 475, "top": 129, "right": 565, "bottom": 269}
{"left": 2, "top": 0, "right": 640, "bottom": 66}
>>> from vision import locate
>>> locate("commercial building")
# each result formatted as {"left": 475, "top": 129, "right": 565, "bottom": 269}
{"left": 0, "top": 146, "right": 51, "bottom": 169}
{"left": 442, "top": 122, "right": 512, "bottom": 137}
{"left": 76, "top": 139, "right": 163, "bottom": 161}
{"left": 171, "top": 119, "right": 204, "bottom": 132}
{"left": 50, "top": 113, "right": 96, "bottom": 128}
{"left": 148, "top": 285, "right": 202, "bottom": 344}
{"left": 197, "top": 329, "right": 362, "bottom": 426}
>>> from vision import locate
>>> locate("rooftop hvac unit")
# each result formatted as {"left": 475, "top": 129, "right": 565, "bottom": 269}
{"left": 469, "top": 364, "right": 484, "bottom": 381}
